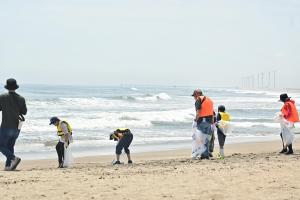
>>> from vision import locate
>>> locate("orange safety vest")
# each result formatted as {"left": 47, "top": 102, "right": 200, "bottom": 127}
{"left": 197, "top": 96, "right": 214, "bottom": 117}
{"left": 281, "top": 100, "right": 299, "bottom": 123}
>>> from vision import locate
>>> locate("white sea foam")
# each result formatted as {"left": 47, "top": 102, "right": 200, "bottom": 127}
{"left": 135, "top": 93, "right": 172, "bottom": 101}
{"left": 230, "top": 121, "right": 282, "bottom": 128}
{"left": 6, "top": 85, "right": 300, "bottom": 159}
{"left": 213, "top": 96, "right": 280, "bottom": 103}
{"left": 222, "top": 89, "right": 280, "bottom": 96}
{"left": 20, "top": 108, "right": 194, "bottom": 133}
{"left": 61, "top": 109, "right": 193, "bottom": 130}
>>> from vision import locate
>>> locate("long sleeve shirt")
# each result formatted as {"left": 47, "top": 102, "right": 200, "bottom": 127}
{"left": 59, "top": 122, "right": 72, "bottom": 144}
{"left": 0, "top": 91, "right": 27, "bottom": 128}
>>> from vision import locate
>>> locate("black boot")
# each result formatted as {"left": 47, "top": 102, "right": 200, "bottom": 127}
{"left": 285, "top": 144, "right": 294, "bottom": 155}
{"left": 279, "top": 133, "right": 287, "bottom": 154}
{"left": 279, "top": 148, "right": 287, "bottom": 154}
{"left": 200, "top": 153, "right": 210, "bottom": 160}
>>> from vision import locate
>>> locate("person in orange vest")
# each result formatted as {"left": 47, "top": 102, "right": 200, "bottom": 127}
{"left": 279, "top": 93, "right": 299, "bottom": 154}
{"left": 192, "top": 89, "right": 214, "bottom": 159}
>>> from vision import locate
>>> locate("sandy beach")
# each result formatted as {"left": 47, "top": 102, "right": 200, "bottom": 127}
{"left": 1, "top": 139, "right": 300, "bottom": 200}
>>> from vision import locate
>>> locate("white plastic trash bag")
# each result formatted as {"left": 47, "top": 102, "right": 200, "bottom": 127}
{"left": 274, "top": 113, "right": 295, "bottom": 146}
{"left": 281, "top": 124, "right": 294, "bottom": 146}
{"left": 191, "top": 128, "right": 209, "bottom": 159}
{"left": 218, "top": 120, "right": 232, "bottom": 135}
{"left": 63, "top": 146, "right": 74, "bottom": 168}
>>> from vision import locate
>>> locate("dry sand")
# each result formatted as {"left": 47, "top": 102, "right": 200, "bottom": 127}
{"left": 1, "top": 139, "right": 300, "bottom": 200}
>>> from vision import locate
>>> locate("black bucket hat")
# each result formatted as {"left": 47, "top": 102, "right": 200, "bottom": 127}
{"left": 218, "top": 105, "right": 226, "bottom": 112}
{"left": 4, "top": 78, "right": 19, "bottom": 90}
{"left": 49, "top": 117, "right": 60, "bottom": 125}
{"left": 279, "top": 93, "right": 290, "bottom": 102}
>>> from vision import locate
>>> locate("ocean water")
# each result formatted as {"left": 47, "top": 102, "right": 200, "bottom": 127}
{"left": 1, "top": 85, "right": 300, "bottom": 160}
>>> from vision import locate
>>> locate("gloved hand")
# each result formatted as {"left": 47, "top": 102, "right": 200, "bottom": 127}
{"left": 64, "top": 142, "right": 69, "bottom": 149}
{"left": 211, "top": 124, "right": 216, "bottom": 132}
{"left": 192, "top": 133, "right": 196, "bottom": 140}
{"left": 192, "top": 121, "right": 197, "bottom": 128}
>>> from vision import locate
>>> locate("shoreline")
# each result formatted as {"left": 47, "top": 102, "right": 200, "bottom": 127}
{"left": 6, "top": 134, "right": 283, "bottom": 161}
{"left": 1, "top": 137, "right": 294, "bottom": 170}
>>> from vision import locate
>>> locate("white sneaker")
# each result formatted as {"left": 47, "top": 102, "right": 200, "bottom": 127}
{"left": 4, "top": 166, "right": 11, "bottom": 171}
{"left": 112, "top": 160, "right": 122, "bottom": 165}
{"left": 10, "top": 157, "right": 21, "bottom": 171}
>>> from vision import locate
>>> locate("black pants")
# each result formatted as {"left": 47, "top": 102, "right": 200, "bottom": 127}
{"left": 280, "top": 133, "right": 293, "bottom": 150}
{"left": 217, "top": 128, "right": 226, "bottom": 148}
{"left": 116, "top": 134, "right": 133, "bottom": 155}
{"left": 56, "top": 141, "right": 64, "bottom": 165}
{"left": 209, "top": 131, "right": 215, "bottom": 153}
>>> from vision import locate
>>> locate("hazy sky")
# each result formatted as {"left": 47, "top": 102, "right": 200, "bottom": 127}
{"left": 1, "top": 0, "right": 299, "bottom": 88}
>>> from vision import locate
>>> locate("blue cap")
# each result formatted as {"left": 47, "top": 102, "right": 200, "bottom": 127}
{"left": 49, "top": 117, "right": 59, "bottom": 125}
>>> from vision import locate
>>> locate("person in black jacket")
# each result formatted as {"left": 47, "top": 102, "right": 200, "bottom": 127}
{"left": 0, "top": 78, "right": 27, "bottom": 171}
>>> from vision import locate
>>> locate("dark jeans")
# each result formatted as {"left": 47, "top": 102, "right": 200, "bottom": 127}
{"left": 197, "top": 121, "right": 213, "bottom": 158}
{"left": 56, "top": 141, "right": 65, "bottom": 165}
{"left": 217, "top": 128, "right": 226, "bottom": 148}
{"left": 116, "top": 134, "right": 133, "bottom": 155}
{"left": 0, "top": 128, "right": 20, "bottom": 167}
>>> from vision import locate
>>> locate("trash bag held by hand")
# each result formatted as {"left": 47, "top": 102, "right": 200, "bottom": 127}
{"left": 218, "top": 120, "right": 232, "bottom": 135}
{"left": 274, "top": 112, "right": 295, "bottom": 145}
{"left": 18, "top": 115, "right": 25, "bottom": 130}
{"left": 281, "top": 124, "right": 295, "bottom": 145}
{"left": 63, "top": 145, "right": 74, "bottom": 168}
{"left": 192, "top": 121, "right": 197, "bottom": 128}
{"left": 191, "top": 128, "right": 209, "bottom": 159}
{"left": 274, "top": 112, "right": 283, "bottom": 123}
